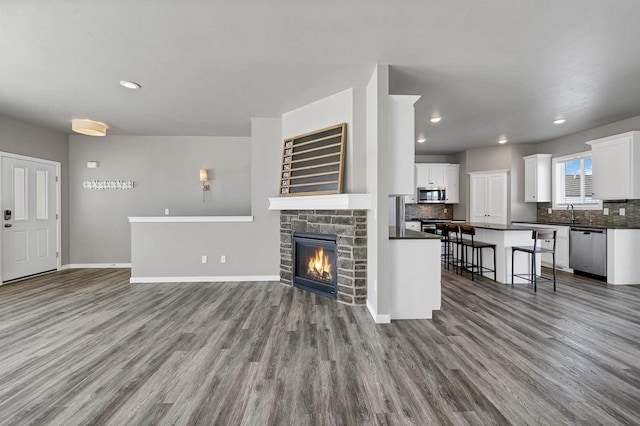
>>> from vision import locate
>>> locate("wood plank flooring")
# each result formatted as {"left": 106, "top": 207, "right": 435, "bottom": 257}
{"left": 0, "top": 267, "right": 639, "bottom": 425}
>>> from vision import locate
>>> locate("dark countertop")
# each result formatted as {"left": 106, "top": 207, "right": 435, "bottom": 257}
{"left": 462, "top": 222, "right": 538, "bottom": 231}
{"left": 512, "top": 221, "right": 640, "bottom": 230}
{"left": 389, "top": 226, "right": 442, "bottom": 240}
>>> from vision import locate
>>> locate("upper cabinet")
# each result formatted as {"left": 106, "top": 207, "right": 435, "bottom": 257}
{"left": 415, "top": 164, "right": 446, "bottom": 187}
{"left": 388, "top": 95, "right": 420, "bottom": 196}
{"left": 413, "top": 163, "right": 460, "bottom": 204}
{"left": 587, "top": 131, "right": 640, "bottom": 200}
{"left": 523, "top": 154, "right": 552, "bottom": 202}
{"left": 445, "top": 164, "right": 460, "bottom": 204}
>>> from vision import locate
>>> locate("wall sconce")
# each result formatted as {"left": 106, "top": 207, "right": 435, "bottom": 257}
{"left": 200, "top": 169, "right": 210, "bottom": 202}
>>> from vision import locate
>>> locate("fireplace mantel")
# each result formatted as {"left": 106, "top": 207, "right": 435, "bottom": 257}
{"left": 268, "top": 194, "right": 371, "bottom": 211}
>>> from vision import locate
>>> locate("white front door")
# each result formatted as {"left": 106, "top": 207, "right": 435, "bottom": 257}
{"left": 1, "top": 156, "right": 58, "bottom": 281}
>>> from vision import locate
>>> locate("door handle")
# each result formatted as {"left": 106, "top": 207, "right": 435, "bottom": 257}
{"left": 4, "top": 224, "right": 12, "bottom": 228}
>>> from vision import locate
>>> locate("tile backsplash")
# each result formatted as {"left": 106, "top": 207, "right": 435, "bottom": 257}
{"left": 405, "top": 203, "right": 454, "bottom": 220}
{"left": 537, "top": 200, "right": 640, "bottom": 227}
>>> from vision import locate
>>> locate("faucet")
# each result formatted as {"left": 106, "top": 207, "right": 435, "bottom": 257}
{"left": 566, "top": 204, "right": 575, "bottom": 224}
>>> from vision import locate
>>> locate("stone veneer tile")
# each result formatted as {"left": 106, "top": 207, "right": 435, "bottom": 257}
{"left": 280, "top": 209, "right": 367, "bottom": 306}
{"left": 537, "top": 200, "right": 640, "bottom": 227}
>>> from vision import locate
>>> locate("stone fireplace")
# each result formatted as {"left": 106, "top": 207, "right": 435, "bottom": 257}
{"left": 279, "top": 209, "right": 367, "bottom": 305}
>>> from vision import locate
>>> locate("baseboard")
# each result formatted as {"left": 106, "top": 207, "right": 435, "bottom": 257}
{"left": 130, "top": 275, "right": 280, "bottom": 284}
{"left": 366, "top": 299, "right": 391, "bottom": 324}
{"left": 65, "top": 263, "right": 132, "bottom": 269}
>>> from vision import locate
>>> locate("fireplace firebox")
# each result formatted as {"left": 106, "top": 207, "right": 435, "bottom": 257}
{"left": 293, "top": 232, "right": 338, "bottom": 299}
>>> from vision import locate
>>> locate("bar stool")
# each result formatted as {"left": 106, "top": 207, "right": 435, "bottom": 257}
{"left": 435, "top": 223, "right": 450, "bottom": 267}
{"left": 459, "top": 225, "right": 496, "bottom": 281}
{"left": 511, "top": 229, "right": 557, "bottom": 292}
{"left": 447, "top": 224, "right": 463, "bottom": 273}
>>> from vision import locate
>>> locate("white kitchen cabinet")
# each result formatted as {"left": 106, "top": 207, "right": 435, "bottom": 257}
{"left": 404, "top": 193, "right": 416, "bottom": 204}
{"left": 405, "top": 221, "right": 421, "bottom": 232}
{"left": 469, "top": 170, "right": 508, "bottom": 224}
{"left": 415, "top": 164, "right": 446, "bottom": 187}
{"left": 587, "top": 131, "right": 640, "bottom": 200}
{"left": 517, "top": 223, "right": 570, "bottom": 269}
{"left": 523, "top": 154, "right": 552, "bottom": 202}
{"left": 445, "top": 164, "right": 460, "bottom": 204}
{"left": 388, "top": 95, "right": 421, "bottom": 196}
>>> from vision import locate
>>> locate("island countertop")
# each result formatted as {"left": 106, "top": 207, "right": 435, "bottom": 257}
{"left": 389, "top": 226, "right": 442, "bottom": 240}
{"left": 454, "top": 222, "right": 537, "bottom": 231}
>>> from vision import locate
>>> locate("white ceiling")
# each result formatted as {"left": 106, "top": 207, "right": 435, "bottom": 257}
{"left": 1, "top": 1, "right": 640, "bottom": 154}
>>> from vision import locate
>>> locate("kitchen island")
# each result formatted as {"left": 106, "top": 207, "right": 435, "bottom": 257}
{"left": 454, "top": 223, "right": 540, "bottom": 284}
{"left": 388, "top": 226, "right": 442, "bottom": 320}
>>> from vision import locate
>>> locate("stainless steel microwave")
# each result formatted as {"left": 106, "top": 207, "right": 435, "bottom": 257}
{"left": 417, "top": 187, "right": 446, "bottom": 204}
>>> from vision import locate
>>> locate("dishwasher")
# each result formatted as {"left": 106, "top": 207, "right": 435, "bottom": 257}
{"left": 569, "top": 227, "right": 607, "bottom": 278}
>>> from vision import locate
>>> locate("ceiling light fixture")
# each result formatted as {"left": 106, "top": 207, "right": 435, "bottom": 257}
{"left": 120, "top": 80, "right": 141, "bottom": 89}
{"left": 71, "top": 119, "right": 108, "bottom": 136}
{"left": 417, "top": 137, "right": 426, "bottom": 143}
{"left": 498, "top": 137, "right": 508, "bottom": 144}
{"left": 430, "top": 116, "right": 442, "bottom": 123}
{"left": 553, "top": 118, "right": 566, "bottom": 124}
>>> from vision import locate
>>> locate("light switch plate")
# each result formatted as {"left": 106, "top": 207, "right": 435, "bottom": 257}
{"left": 603, "top": 208, "right": 609, "bottom": 215}
{"left": 201, "top": 255, "right": 207, "bottom": 264}
{"left": 620, "top": 208, "right": 626, "bottom": 216}
{"left": 547, "top": 208, "right": 552, "bottom": 214}
{"left": 165, "top": 209, "right": 170, "bottom": 215}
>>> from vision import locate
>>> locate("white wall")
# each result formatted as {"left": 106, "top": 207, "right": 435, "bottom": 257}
{"left": 537, "top": 114, "right": 640, "bottom": 157}
{"left": 455, "top": 143, "right": 538, "bottom": 222}
{"left": 130, "top": 118, "right": 282, "bottom": 279}
{"left": 282, "top": 88, "right": 366, "bottom": 193}
{"left": 510, "top": 143, "right": 538, "bottom": 222}
{"left": 366, "top": 65, "right": 391, "bottom": 323}
{"left": 70, "top": 135, "right": 251, "bottom": 264}
{"left": 0, "top": 115, "right": 70, "bottom": 264}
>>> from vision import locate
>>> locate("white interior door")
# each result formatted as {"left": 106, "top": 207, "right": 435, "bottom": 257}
{"left": 2, "top": 156, "right": 58, "bottom": 281}
{"left": 470, "top": 174, "right": 488, "bottom": 223}
{"left": 487, "top": 173, "right": 508, "bottom": 224}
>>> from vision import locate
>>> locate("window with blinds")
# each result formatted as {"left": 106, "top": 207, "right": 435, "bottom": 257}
{"left": 552, "top": 152, "right": 602, "bottom": 210}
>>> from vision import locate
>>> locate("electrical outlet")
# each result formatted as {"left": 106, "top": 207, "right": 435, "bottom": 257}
{"left": 547, "top": 208, "right": 552, "bottom": 214}
{"left": 444, "top": 208, "right": 448, "bottom": 213}
{"left": 220, "top": 255, "right": 226, "bottom": 264}
{"left": 620, "top": 208, "right": 626, "bottom": 216}
{"left": 603, "top": 208, "right": 609, "bottom": 215}
{"left": 201, "top": 255, "right": 207, "bottom": 264}
{"left": 165, "top": 208, "right": 170, "bottom": 215}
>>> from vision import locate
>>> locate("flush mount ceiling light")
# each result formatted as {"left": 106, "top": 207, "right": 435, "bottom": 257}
{"left": 553, "top": 118, "right": 566, "bottom": 124}
{"left": 119, "top": 80, "right": 141, "bottom": 89}
{"left": 430, "top": 116, "right": 442, "bottom": 123}
{"left": 498, "top": 137, "right": 508, "bottom": 144}
{"left": 71, "top": 119, "right": 108, "bottom": 136}
{"left": 417, "top": 137, "right": 426, "bottom": 143}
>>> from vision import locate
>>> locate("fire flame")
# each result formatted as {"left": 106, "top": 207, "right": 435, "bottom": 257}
{"left": 307, "top": 248, "right": 332, "bottom": 279}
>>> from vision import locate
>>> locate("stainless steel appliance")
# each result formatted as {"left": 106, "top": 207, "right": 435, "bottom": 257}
{"left": 417, "top": 187, "right": 446, "bottom": 204}
{"left": 569, "top": 226, "right": 607, "bottom": 278}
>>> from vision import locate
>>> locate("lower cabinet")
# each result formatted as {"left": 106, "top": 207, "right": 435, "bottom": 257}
{"left": 405, "top": 221, "right": 421, "bottom": 232}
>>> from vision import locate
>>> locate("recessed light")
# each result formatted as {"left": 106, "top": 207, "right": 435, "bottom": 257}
{"left": 498, "top": 137, "right": 508, "bottom": 144}
{"left": 120, "top": 80, "right": 141, "bottom": 89}
{"left": 417, "top": 137, "right": 426, "bottom": 143}
{"left": 553, "top": 118, "right": 566, "bottom": 124}
{"left": 430, "top": 116, "right": 442, "bottom": 123}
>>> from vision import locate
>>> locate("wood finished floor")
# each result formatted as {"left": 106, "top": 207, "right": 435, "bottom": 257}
{"left": 0, "top": 268, "right": 639, "bottom": 425}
